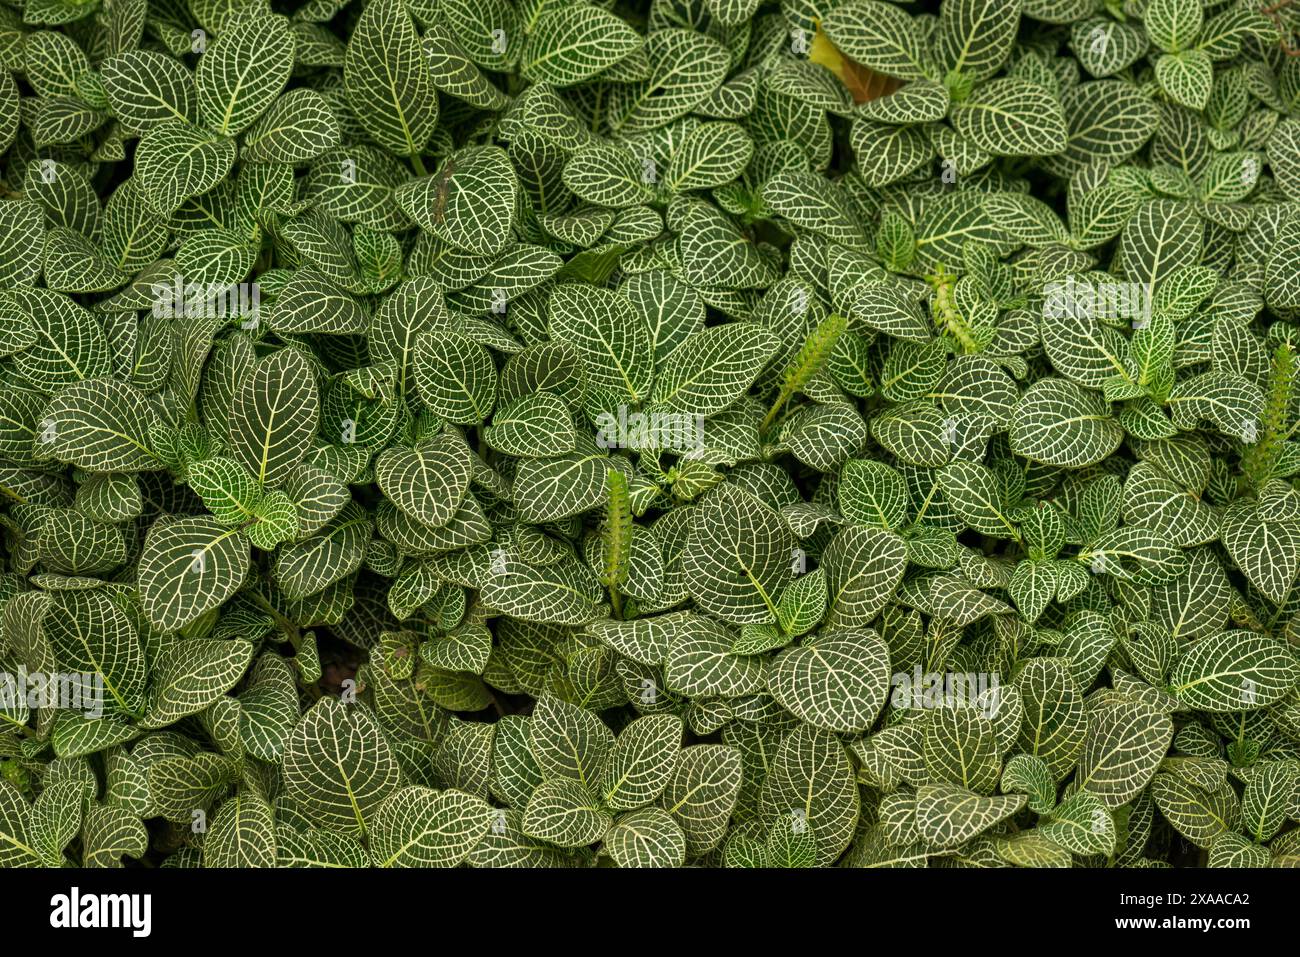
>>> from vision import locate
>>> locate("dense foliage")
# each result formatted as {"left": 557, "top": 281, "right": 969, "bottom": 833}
{"left": 0, "top": 0, "right": 1299, "bottom": 869}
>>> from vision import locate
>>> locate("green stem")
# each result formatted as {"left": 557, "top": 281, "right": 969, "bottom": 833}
{"left": 0, "top": 715, "right": 39, "bottom": 739}
{"left": 248, "top": 590, "right": 301, "bottom": 648}
{"left": 759, "top": 388, "right": 795, "bottom": 437}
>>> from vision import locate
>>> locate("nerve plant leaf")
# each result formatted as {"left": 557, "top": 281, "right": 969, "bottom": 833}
{"left": 343, "top": 0, "right": 438, "bottom": 159}
{"left": 282, "top": 698, "right": 402, "bottom": 836}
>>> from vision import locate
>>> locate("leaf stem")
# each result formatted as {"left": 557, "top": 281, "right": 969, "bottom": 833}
{"left": 247, "top": 589, "right": 301, "bottom": 648}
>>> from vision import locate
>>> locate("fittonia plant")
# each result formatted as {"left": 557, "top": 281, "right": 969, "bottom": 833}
{"left": 0, "top": 0, "right": 1298, "bottom": 869}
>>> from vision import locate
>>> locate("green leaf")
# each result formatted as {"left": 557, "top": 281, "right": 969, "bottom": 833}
{"left": 679, "top": 202, "right": 779, "bottom": 289}
{"left": 683, "top": 484, "right": 795, "bottom": 625}
{"left": 376, "top": 429, "right": 473, "bottom": 527}
{"left": 1144, "top": 0, "right": 1203, "bottom": 53}
{"left": 146, "top": 751, "right": 239, "bottom": 821}
{"left": 135, "top": 120, "right": 237, "bottom": 216}
{"left": 649, "top": 322, "right": 780, "bottom": 418}
{"left": 272, "top": 501, "right": 372, "bottom": 600}
{"left": 823, "top": 526, "right": 908, "bottom": 628}
{"left": 81, "top": 805, "right": 148, "bottom": 868}
{"left": 762, "top": 169, "right": 866, "bottom": 244}
{"left": 100, "top": 50, "right": 196, "bottom": 134}
{"left": 521, "top": 6, "right": 641, "bottom": 87}
{"left": 562, "top": 143, "right": 656, "bottom": 208}
{"left": 522, "top": 776, "right": 610, "bottom": 847}
{"left": 1046, "top": 80, "right": 1159, "bottom": 177}
{"left": 7, "top": 288, "right": 112, "bottom": 390}
{"left": 370, "top": 787, "right": 494, "bottom": 867}
{"left": 39, "top": 379, "right": 159, "bottom": 472}
{"left": 1009, "top": 378, "right": 1123, "bottom": 467}
{"left": 1170, "top": 631, "right": 1300, "bottom": 712}
{"left": 915, "top": 785, "right": 1025, "bottom": 850}
{"left": 1154, "top": 50, "right": 1212, "bottom": 110}
{"left": 1150, "top": 772, "right": 1240, "bottom": 849}
{"left": 238, "top": 653, "right": 300, "bottom": 763}
{"left": 665, "top": 122, "right": 753, "bottom": 192}
{"left": 1000, "top": 754, "right": 1056, "bottom": 813}
{"left": 204, "top": 790, "right": 277, "bottom": 867}
{"left": 549, "top": 284, "right": 654, "bottom": 404}
{"left": 484, "top": 392, "right": 576, "bottom": 458}
{"left": 1116, "top": 199, "right": 1203, "bottom": 293}
{"left": 197, "top": 14, "right": 293, "bottom": 136}
{"left": 923, "top": 707, "right": 1002, "bottom": 794}
{"left": 769, "top": 631, "right": 891, "bottom": 733}
{"left": 664, "top": 613, "right": 766, "bottom": 697}
{"left": 343, "top": 0, "right": 437, "bottom": 158}
{"left": 1076, "top": 698, "right": 1172, "bottom": 807}
{"left": 44, "top": 589, "right": 146, "bottom": 717}
{"left": 276, "top": 827, "right": 370, "bottom": 868}
{"left": 529, "top": 694, "right": 615, "bottom": 786}
{"left": 844, "top": 284, "right": 932, "bottom": 341}
{"left": 140, "top": 638, "right": 254, "bottom": 728}
{"left": 512, "top": 450, "right": 611, "bottom": 522}
{"left": 227, "top": 348, "right": 320, "bottom": 487}
{"left": 413, "top": 332, "right": 498, "bottom": 424}
{"left": 937, "top": 0, "right": 1022, "bottom": 82}
{"left": 659, "top": 744, "right": 742, "bottom": 856}
{"left": 282, "top": 698, "right": 402, "bottom": 836}
{"left": 939, "top": 460, "right": 1019, "bottom": 538}
{"left": 1039, "top": 791, "right": 1115, "bottom": 856}
{"left": 422, "top": 23, "right": 509, "bottom": 110}
{"left": 241, "top": 89, "right": 341, "bottom": 164}
{"left": 777, "top": 568, "right": 827, "bottom": 637}
{"left": 599, "top": 714, "right": 682, "bottom": 811}
{"left": 821, "top": 1, "right": 934, "bottom": 81}
{"left": 186, "top": 456, "right": 261, "bottom": 526}
{"left": 396, "top": 147, "right": 517, "bottom": 256}
{"left": 138, "top": 517, "right": 250, "bottom": 632}
{"left": 1015, "top": 658, "right": 1087, "bottom": 781}
{"left": 608, "top": 29, "right": 728, "bottom": 134}
{"left": 759, "top": 724, "right": 859, "bottom": 865}
{"left": 604, "top": 807, "right": 687, "bottom": 867}
{"left": 1220, "top": 499, "right": 1300, "bottom": 605}
{"left": 480, "top": 556, "right": 603, "bottom": 625}
{"left": 950, "top": 78, "right": 1066, "bottom": 156}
